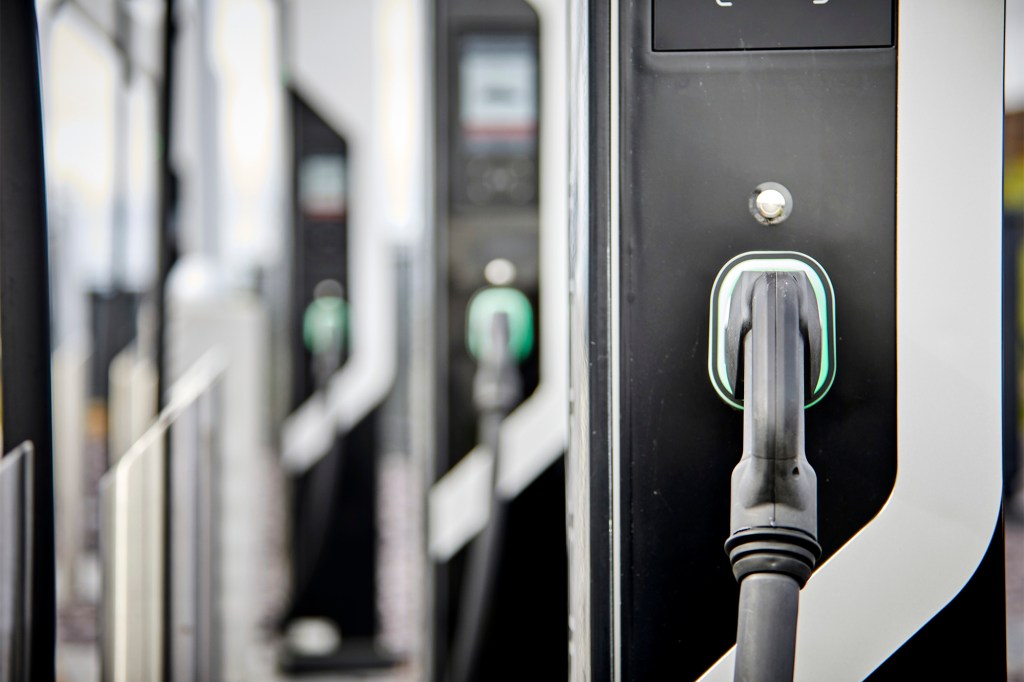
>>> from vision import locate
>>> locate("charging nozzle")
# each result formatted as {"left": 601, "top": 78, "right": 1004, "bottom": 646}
{"left": 464, "top": 286, "right": 532, "bottom": 417}
{"left": 303, "top": 291, "right": 349, "bottom": 390}
{"left": 466, "top": 287, "right": 535, "bottom": 365}
{"left": 723, "top": 269, "right": 823, "bottom": 577}
{"left": 709, "top": 253, "right": 837, "bottom": 682}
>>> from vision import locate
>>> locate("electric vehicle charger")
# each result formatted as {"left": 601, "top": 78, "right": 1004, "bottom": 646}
{"left": 429, "top": 2, "right": 570, "bottom": 678}
{"left": 567, "top": 3, "right": 1006, "bottom": 679}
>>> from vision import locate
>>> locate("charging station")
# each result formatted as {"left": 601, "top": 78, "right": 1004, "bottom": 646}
{"left": 567, "top": 1, "right": 1006, "bottom": 680}
{"left": 280, "top": 88, "right": 387, "bottom": 672}
{"left": 279, "top": 0, "right": 418, "bottom": 670}
{"left": 427, "top": 0, "right": 570, "bottom": 678}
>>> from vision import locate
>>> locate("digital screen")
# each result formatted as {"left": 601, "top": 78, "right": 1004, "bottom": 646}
{"left": 459, "top": 35, "right": 538, "bottom": 154}
{"left": 299, "top": 153, "right": 346, "bottom": 221}
{"left": 653, "top": 0, "right": 894, "bottom": 52}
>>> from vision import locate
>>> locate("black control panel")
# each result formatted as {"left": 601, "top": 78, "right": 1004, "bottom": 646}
{"left": 444, "top": 25, "right": 541, "bottom": 464}
{"left": 290, "top": 94, "right": 348, "bottom": 406}
{"left": 439, "top": 3, "right": 541, "bottom": 473}
{"left": 653, "top": 0, "right": 893, "bottom": 51}
{"left": 447, "top": 29, "right": 540, "bottom": 308}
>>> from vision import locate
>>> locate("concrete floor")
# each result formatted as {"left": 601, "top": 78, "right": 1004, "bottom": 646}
{"left": 56, "top": 451, "right": 426, "bottom": 682}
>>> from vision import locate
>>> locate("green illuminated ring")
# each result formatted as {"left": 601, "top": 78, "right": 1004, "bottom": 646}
{"left": 707, "top": 251, "right": 837, "bottom": 410}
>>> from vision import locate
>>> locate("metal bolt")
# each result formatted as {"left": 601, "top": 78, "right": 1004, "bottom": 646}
{"left": 755, "top": 188, "right": 786, "bottom": 220}
{"left": 749, "top": 182, "right": 793, "bottom": 226}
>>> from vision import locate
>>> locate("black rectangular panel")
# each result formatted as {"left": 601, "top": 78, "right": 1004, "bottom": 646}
{"left": 653, "top": 0, "right": 893, "bottom": 51}
{"left": 290, "top": 93, "right": 348, "bottom": 408}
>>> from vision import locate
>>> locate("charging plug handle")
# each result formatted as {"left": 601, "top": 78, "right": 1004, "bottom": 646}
{"left": 724, "top": 271, "right": 822, "bottom": 581}
{"left": 450, "top": 311, "right": 522, "bottom": 682}
{"left": 472, "top": 312, "right": 522, "bottom": 415}
{"left": 724, "top": 272, "right": 823, "bottom": 682}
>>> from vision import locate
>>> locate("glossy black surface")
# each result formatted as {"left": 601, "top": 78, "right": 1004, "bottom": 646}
{"left": 579, "top": 0, "right": 615, "bottom": 678}
{"left": 653, "top": 0, "right": 893, "bottom": 51}
{"left": 290, "top": 94, "right": 349, "bottom": 408}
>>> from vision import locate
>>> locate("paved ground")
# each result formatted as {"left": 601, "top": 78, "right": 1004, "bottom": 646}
{"left": 56, "top": 451, "right": 427, "bottom": 682}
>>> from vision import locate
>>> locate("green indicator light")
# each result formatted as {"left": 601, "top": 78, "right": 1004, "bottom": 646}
{"left": 709, "top": 252, "right": 836, "bottom": 409}
{"left": 303, "top": 296, "right": 348, "bottom": 355}
{"left": 466, "top": 287, "right": 535, "bottom": 363}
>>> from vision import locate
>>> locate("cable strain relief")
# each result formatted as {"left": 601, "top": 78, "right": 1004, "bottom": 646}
{"left": 725, "top": 527, "right": 822, "bottom": 587}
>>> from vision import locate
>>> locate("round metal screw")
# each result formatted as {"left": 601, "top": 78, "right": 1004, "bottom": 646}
{"left": 749, "top": 182, "right": 793, "bottom": 226}
{"left": 755, "top": 188, "right": 787, "bottom": 220}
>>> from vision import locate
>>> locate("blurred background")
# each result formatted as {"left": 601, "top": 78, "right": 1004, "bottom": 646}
{"left": 0, "top": 0, "right": 1019, "bottom": 680}
{"left": 40, "top": 0, "right": 428, "bottom": 679}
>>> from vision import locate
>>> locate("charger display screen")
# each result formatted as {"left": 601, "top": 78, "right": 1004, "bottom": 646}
{"left": 454, "top": 34, "right": 538, "bottom": 208}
